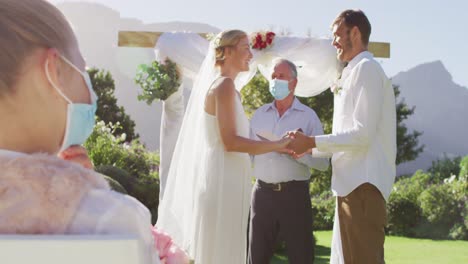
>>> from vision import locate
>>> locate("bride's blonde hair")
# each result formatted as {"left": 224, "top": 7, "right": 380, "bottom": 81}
{"left": 0, "top": 0, "right": 75, "bottom": 95}
{"left": 214, "top": 30, "right": 247, "bottom": 67}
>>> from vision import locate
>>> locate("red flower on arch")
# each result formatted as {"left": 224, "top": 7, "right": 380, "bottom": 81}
{"left": 251, "top": 31, "right": 276, "bottom": 50}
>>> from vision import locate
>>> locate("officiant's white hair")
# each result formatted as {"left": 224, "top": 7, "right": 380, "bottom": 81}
{"left": 214, "top": 30, "right": 247, "bottom": 67}
{"left": 273, "top": 58, "right": 298, "bottom": 79}
{"left": 0, "top": 0, "right": 75, "bottom": 94}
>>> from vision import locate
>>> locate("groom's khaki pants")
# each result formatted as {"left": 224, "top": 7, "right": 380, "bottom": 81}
{"left": 337, "top": 183, "right": 386, "bottom": 264}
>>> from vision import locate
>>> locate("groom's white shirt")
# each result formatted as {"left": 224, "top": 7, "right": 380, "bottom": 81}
{"left": 314, "top": 51, "right": 396, "bottom": 200}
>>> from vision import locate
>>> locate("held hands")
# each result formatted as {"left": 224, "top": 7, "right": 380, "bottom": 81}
{"left": 58, "top": 145, "right": 94, "bottom": 169}
{"left": 267, "top": 129, "right": 316, "bottom": 158}
{"left": 284, "top": 130, "right": 316, "bottom": 157}
{"left": 276, "top": 137, "right": 293, "bottom": 155}
{"left": 275, "top": 136, "right": 304, "bottom": 158}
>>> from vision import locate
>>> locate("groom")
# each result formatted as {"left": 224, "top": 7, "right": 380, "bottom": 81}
{"left": 288, "top": 9, "right": 396, "bottom": 264}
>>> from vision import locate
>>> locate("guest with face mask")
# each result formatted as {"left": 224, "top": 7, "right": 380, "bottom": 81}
{"left": 0, "top": 1, "right": 187, "bottom": 263}
{"left": 248, "top": 58, "right": 329, "bottom": 264}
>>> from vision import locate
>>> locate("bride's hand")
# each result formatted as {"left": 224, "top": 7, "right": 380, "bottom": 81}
{"left": 276, "top": 137, "right": 292, "bottom": 152}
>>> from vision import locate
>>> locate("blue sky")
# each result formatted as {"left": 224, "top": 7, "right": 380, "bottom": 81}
{"left": 52, "top": 0, "right": 468, "bottom": 88}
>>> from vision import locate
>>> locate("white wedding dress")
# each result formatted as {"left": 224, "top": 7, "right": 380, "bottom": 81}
{"left": 189, "top": 93, "right": 252, "bottom": 263}
{"left": 156, "top": 42, "right": 253, "bottom": 261}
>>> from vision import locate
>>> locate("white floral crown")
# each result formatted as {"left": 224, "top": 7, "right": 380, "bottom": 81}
{"left": 205, "top": 32, "right": 222, "bottom": 49}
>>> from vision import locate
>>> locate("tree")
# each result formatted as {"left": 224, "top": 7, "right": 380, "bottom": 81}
{"left": 394, "top": 85, "right": 424, "bottom": 164}
{"left": 87, "top": 68, "right": 138, "bottom": 141}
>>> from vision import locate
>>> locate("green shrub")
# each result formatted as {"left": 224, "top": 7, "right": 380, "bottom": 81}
{"left": 428, "top": 154, "right": 461, "bottom": 183}
{"left": 418, "top": 183, "right": 458, "bottom": 238}
{"left": 131, "top": 173, "right": 160, "bottom": 224}
{"left": 386, "top": 170, "right": 430, "bottom": 236}
{"left": 88, "top": 68, "right": 138, "bottom": 141}
{"left": 96, "top": 165, "right": 160, "bottom": 223}
{"left": 134, "top": 58, "right": 181, "bottom": 103}
{"left": 419, "top": 183, "right": 458, "bottom": 224}
{"left": 85, "top": 121, "right": 160, "bottom": 223}
{"left": 449, "top": 176, "right": 468, "bottom": 239}
{"left": 85, "top": 121, "right": 159, "bottom": 179}
{"left": 311, "top": 190, "right": 335, "bottom": 230}
{"left": 388, "top": 156, "right": 461, "bottom": 239}
{"left": 309, "top": 166, "right": 334, "bottom": 231}
{"left": 309, "top": 167, "right": 332, "bottom": 197}
{"left": 387, "top": 193, "right": 422, "bottom": 236}
{"left": 459, "top": 155, "right": 468, "bottom": 179}
{"left": 407, "top": 175, "right": 468, "bottom": 240}
{"left": 449, "top": 223, "right": 468, "bottom": 240}
{"left": 96, "top": 165, "right": 132, "bottom": 194}
{"left": 102, "top": 175, "right": 128, "bottom": 194}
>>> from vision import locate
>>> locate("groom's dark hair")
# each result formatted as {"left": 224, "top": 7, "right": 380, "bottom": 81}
{"left": 332, "top": 9, "right": 371, "bottom": 46}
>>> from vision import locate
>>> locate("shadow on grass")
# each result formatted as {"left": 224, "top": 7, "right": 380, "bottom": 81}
{"left": 314, "top": 245, "right": 331, "bottom": 264}
{"left": 270, "top": 244, "right": 331, "bottom": 264}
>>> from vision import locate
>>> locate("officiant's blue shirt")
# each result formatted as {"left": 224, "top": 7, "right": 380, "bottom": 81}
{"left": 250, "top": 98, "right": 329, "bottom": 183}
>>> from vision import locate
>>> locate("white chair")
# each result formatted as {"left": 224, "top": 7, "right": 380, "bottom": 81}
{"left": 0, "top": 235, "right": 146, "bottom": 264}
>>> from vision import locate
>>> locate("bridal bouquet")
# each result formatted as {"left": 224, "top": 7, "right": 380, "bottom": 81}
{"left": 250, "top": 31, "right": 276, "bottom": 50}
{"left": 134, "top": 58, "right": 181, "bottom": 103}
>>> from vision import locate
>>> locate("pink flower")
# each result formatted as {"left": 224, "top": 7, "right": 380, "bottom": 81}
{"left": 151, "top": 226, "right": 190, "bottom": 264}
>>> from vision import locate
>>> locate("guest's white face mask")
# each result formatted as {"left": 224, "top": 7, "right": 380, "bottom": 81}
{"left": 45, "top": 55, "right": 97, "bottom": 151}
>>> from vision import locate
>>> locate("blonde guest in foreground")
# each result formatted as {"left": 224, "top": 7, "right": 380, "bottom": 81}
{"left": 0, "top": 1, "right": 169, "bottom": 263}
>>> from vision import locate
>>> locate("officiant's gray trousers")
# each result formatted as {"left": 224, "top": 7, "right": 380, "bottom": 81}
{"left": 248, "top": 180, "right": 314, "bottom": 264}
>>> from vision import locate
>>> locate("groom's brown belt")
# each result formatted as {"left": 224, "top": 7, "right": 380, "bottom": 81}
{"left": 257, "top": 179, "right": 308, "bottom": 192}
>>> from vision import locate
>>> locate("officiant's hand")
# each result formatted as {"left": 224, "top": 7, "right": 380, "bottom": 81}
{"left": 58, "top": 145, "right": 94, "bottom": 170}
{"left": 290, "top": 148, "right": 312, "bottom": 159}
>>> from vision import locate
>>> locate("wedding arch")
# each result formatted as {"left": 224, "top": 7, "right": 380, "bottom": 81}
{"left": 117, "top": 30, "right": 390, "bottom": 198}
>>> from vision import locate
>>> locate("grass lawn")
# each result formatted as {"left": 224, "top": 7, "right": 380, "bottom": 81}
{"left": 271, "top": 231, "right": 468, "bottom": 264}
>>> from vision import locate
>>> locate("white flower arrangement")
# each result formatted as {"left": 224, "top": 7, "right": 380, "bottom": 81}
{"left": 207, "top": 33, "right": 222, "bottom": 48}
{"left": 331, "top": 78, "right": 343, "bottom": 95}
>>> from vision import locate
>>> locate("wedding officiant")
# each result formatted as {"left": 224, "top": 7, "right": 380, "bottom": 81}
{"left": 248, "top": 58, "right": 329, "bottom": 264}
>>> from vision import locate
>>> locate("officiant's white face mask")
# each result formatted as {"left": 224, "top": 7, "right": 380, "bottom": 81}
{"left": 269, "top": 79, "right": 292, "bottom": 100}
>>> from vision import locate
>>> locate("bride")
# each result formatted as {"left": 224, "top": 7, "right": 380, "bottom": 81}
{"left": 156, "top": 30, "right": 291, "bottom": 263}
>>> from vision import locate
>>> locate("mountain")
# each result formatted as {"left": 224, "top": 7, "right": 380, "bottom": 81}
{"left": 392, "top": 60, "right": 468, "bottom": 175}
{"left": 56, "top": 2, "right": 220, "bottom": 151}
